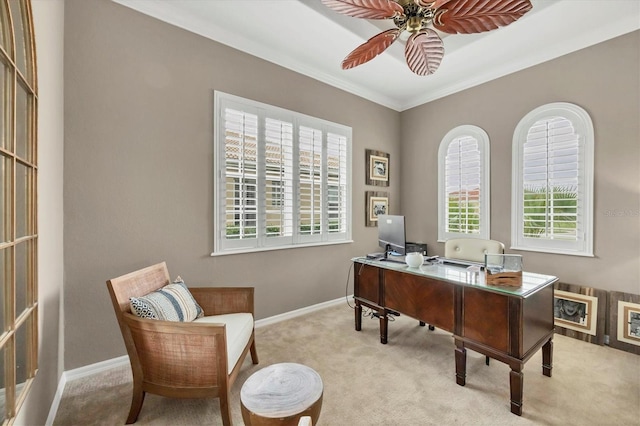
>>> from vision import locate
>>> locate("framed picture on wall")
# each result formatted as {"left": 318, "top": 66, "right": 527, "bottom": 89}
{"left": 365, "top": 191, "right": 388, "bottom": 227}
{"left": 366, "top": 149, "right": 389, "bottom": 186}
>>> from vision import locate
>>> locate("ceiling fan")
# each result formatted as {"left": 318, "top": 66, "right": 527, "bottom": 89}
{"left": 321, "top": 0, "right": 533, "bottom": 76}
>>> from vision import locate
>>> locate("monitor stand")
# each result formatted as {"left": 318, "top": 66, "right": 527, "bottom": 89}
{"left": 384, "top": 244, "right": 391, "bottom": 260}
{"left": 381, "top": 245, "right": 406, "bottom": 264}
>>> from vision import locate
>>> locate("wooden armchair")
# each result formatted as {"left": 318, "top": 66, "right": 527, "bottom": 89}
{"left": 106, "top": 262, "right": 259, "bottom": 426}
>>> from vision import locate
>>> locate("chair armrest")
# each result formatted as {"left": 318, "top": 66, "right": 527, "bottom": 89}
{"left": 123, "top": 313, "right": 229, "bottom": 387}
{"left": 189, "top": 287, "right": 255, "bottom": 317}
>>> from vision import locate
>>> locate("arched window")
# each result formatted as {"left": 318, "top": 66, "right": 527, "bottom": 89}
{"left": 0, "top": 0, "right": 38, "bottom": 421}
{"left": 511, "top": 103, "right": 593, "bottom": 256}
{"left": 438, "top": 125, "right": 491, "bottom": 241}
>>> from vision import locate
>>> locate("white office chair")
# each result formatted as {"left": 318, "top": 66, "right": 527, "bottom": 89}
{"left": 444, "top": 238, "right": 505, "bottom": 263}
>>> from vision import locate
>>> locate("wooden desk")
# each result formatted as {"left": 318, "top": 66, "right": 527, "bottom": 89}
{"left": 352, "top": 257, "right": 558, "bottom": 416}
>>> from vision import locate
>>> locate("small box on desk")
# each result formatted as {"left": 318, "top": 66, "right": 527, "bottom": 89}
{"left": 406, "top": 242, "right": 427, "bottom": 256}
{"left": 485, "top": 254, "right": 523, "bottom": 287}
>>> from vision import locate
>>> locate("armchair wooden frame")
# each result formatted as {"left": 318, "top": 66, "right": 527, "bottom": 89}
{"left": 106, "top": 262, "right": 258, "bottom": 425}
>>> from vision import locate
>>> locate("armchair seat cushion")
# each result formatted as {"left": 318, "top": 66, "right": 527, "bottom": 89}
{"left": 194, "top": 313, "right": 254, "bottom": 374}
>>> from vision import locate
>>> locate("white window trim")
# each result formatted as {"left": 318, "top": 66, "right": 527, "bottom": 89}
{"left": 212, "top": 92, "right": 352, "bottom": 256}
{"left": 437, "top": 125, "right": 491, "bottom": 242}
{"left": 511, "top": 102, "right": 594, "bottom": 257}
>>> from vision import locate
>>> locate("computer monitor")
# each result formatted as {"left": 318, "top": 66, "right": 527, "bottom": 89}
{"left": 377, "top": 214, "right": 406, "bottom": 256}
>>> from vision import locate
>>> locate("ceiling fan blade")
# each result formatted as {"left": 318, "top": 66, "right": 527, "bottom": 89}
{"left": 413, "top": 0, "right": 438, "bottom": 7}
{"left": 321, "top": 0, "right": 405, "bottom": 20}
{"left": 404, "top": 29, "right": 444, "bottom": 76}
{"left": 342, "top": 28, "right": 401, "bottom": 70}
{"left": 433, "top": 0, "right": 532, "bottom": 34}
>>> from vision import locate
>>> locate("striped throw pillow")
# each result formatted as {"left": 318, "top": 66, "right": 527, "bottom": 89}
{"left": 130, "top": 278, "right": 204, "bottom": 322}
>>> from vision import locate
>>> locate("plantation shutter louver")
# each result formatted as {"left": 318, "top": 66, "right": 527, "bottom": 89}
{"left": 438, "top": 125, "right": 490, "bottom": 241}
{"left": 522, "top": 117, "right": 579, "bottom": 240}
{"left": 264, "top": 118, "right": 294, "bottom": 245}
{"left": 327, "top": 132, "right": 348, "bottom": 236}
{"left": 511, "top": 102, "right": 593, "bottom": 256}
{"left": 445, "top": 136, "right": 481, "bottom": 235}
{"left": 299, "top": 126, "right": 323, "bottom": 239}
{"left": 223, "top": 108, "right": 258, "bottom": 246}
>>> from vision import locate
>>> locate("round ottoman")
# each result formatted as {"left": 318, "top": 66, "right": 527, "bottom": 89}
{"left": 240, "top": 363, "right": 323, "bottom": 426}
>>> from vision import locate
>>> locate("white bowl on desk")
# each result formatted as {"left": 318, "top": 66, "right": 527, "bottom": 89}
{"left": 405, "top": 252, "right": 424, "bottom": 268}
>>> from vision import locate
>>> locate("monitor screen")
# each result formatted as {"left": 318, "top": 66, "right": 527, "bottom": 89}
{"left": 378, "top": 214, "right": 406, "bottom": 255}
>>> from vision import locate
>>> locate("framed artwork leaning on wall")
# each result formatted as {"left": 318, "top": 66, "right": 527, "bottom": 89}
{"left": 553, "top": 283, "right": 606, "bottom": 345}
{"left": 609, "top": 291, "right": 640, "bottom": 355}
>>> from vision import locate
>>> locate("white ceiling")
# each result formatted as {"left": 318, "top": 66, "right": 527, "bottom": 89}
{"left": 113, "top": 0, "right": 640, "bottom": 111}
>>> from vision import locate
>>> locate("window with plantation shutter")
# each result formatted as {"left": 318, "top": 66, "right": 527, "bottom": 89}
{"left": 214, "top": 92, "right": 352, "bottom": 254}
{"left": 511, "top": 103, "right": 594, "bottom": 256}
{"left": 438, "top": 125, "right": 490, "bottom": 241}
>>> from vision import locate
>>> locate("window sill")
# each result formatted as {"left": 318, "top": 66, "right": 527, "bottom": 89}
{"left": 211, "top": 239, "right": 354, "bottom": 256}
{"left": 509, "top": 245, "right": 594, "bottom": 257}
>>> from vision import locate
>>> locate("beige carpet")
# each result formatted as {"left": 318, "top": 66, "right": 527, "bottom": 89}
{"left": 54, "top": 303, "right": 640, "bottom": 425}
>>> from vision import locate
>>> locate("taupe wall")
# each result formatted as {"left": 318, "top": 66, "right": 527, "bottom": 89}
{"left": 64, "top": 0, "right": 401, "bottom": 370}
{"left": 64, "top": 0, "right": 639, "bottom": 373}
{"left": 401, "top": 31, "right": 640, "bottom": 294}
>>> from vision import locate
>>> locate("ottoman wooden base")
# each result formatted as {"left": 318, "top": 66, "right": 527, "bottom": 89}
{"left": 240, "top": 363, "right": 323, "bottom": 426}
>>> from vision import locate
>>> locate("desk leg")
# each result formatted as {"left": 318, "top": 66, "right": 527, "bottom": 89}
{"left": 542, "top": 338, "right": 553, "bottom": 377}
{"left": 455, "top": 342, "right": 466, "bottom": 386}
{"left": 509, "top": 368, "right": 524, "bottom": 416}
{"left": 355, "top": 302, "right": 362, "bottom": 331}
{"left": 379, "top": 311, "right": 388, "bottom": 344}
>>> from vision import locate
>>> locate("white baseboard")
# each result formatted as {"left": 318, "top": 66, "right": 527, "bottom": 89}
{"left": 63, "top": 354, "right": 131, "bottom": 383}
{"left": 255, "top": 296, "right": 346, "bottom": 328}
{"left": 46, "top": 296, "right": 349, "bottom": 425}
{"left": 45, "top": 355, "right": 129, "bottom": 426}
{"left": 45, "top": 374, "right": 66, "bottom": 426}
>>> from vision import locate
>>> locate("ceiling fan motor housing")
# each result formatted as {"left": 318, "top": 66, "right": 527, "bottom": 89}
{"left": 394, "top": 0, "right": 435, "bottom": 33}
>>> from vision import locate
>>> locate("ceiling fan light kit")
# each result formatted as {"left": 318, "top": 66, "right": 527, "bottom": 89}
{"left": 322, "top": 0, "right": 533, "bottom": 76}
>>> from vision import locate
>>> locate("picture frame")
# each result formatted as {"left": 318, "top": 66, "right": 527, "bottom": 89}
{"left": 365, "top": 191, "right": 388, "bottom": 227}
{"left": 609, "top": 291, "right": 640, "bottom": 355}
{"left": 365, "top": 149, "right": 389, "bottom": 186}
{"left": 553, "top": 283, "right": 607, "bottom": 345}
{"left": 618, "top": 301, "right": 640, "bottom": 344}
{"left": 554, "top": 290, "right": 597, "bottom": 335}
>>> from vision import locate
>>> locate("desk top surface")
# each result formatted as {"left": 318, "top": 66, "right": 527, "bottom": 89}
{"left": 353, "top": 257, "right": 558, "bottom": 298}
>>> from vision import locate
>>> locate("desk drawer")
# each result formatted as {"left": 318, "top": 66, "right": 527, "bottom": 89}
{"left": 463, "top": 287, "right": 509, "bottom": 353}
{"left": 384, "top": 270, "right": 455, "bottom": 332}
{"left": 354, "top": 263, "right": 381, "bottom": 305}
